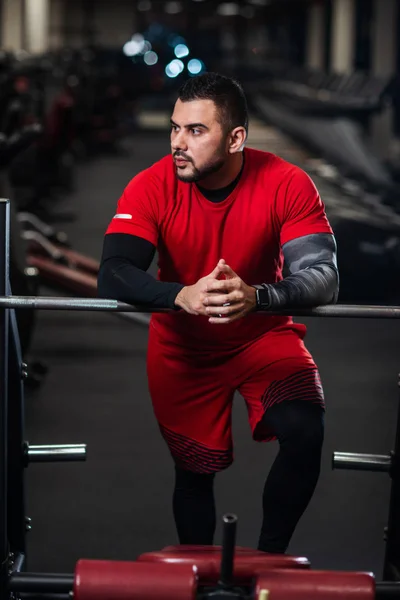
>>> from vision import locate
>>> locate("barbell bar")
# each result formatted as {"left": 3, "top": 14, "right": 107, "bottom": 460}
{"left": 1, "top": 296, "right": 400, "bottom": 318}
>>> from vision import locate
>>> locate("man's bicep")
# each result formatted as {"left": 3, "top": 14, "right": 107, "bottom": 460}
{"left": 282, "top": 233, "right": 338, "bottom": 273}
{"left": 279, "top": 168, "right": 332, "bottom": 246}
{"left": 105, "top": 174, "right": 160, "bottom": 246}
{"left": 101, "top": 233, "right": 156, "bottom": 271}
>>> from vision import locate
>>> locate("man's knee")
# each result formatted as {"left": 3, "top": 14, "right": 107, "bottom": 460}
{"left": 174, "top": 466, "right": 215, "bottom": 492}
{"left": 265, "top": 400, "right": 325, "bottom": 456}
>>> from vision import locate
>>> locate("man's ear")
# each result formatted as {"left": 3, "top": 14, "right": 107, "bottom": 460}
{"left": 228, "top": 126, "right": 247, "bottom": 153}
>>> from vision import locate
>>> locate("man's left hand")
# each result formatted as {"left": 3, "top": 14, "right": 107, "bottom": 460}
{"left": 203, "top": 260, "right": 257, "bottom": 324}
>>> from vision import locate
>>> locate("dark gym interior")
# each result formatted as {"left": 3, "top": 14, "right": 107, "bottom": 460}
{"left": 3, "top": 0, "right": 400, "bottom": 597}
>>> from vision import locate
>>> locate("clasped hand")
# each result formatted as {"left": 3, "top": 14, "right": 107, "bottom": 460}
{"left": 175, "top": 259, "right": 257, "bottom": 324}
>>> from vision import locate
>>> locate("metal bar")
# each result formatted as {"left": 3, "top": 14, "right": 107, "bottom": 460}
{"left": 332, "top": 452, "right": 392, "bottom": 472}
{"left": 0, "top": 199, "right": 10, "bottom": 600}
{"left": 18, "top": 594, "right": 71, "bottom": 600}
{"left": 7, "top": 310, "right": 28, "bottom": 558}
{"left": 0, "top": 296, "right": 400, "bottom": 319}
{"left": 8, "top": 573, "right": 400, "bottom": 598}
{"left": 27, "top": 444, "right": 87, "bottom": 463}
{"left": 21, "top": 231, "right": 67, "bottom": 263}
{"left": 8, "top": 573, "right": 74, "bottom": 593}
{"left": 219, "top": 513, "right": 237, "bottom": 588}
{"left": 0, "top": 296, "right": 136, "bottom": 312}
{"left": 383, "top": 372, "right": 400, "bottom": 580}
{"left": 17, "top": 212, "right": 57, "bottom": 238}
{"left": 8, "top": 574, "right": 399, "bottom": 599}
{"left": 11, "top": 553, "right": 25, "bottom": 573}
{"left": 376, "top": 581, "right": 400, "bottom": 598}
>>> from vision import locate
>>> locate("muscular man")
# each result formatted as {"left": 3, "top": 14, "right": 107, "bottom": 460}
{"left": 98, "top": 73, "right": 339, "bottom": 553}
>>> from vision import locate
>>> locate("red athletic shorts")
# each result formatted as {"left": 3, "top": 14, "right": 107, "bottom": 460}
{"left": 147, "top": 323, "right": 324, "bottom": 474}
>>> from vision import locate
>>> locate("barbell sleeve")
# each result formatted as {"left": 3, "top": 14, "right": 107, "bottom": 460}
{"left": 332, "top": 452, "right": 392, "bottom": 472}
{"left": 26, "top": 444, "right": 87, "bottom": 464}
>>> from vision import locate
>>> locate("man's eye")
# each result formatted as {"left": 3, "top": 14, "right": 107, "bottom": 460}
{"left": 191, "top": 129, "right": 201, "bottom": 135}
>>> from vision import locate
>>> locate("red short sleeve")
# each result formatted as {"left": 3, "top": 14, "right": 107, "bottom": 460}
{"left": 105, "top": 170, "right": 160, "bottom": 246}
{"left": 278, "top": 167, "right": 332, "bottom": 246}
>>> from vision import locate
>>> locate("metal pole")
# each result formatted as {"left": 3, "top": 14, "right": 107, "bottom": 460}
{"left": 219, "top": 513, "right": 237, "bottom": 588}
{"left": 332, "top": 452, "right": 392, "bottom": 472}
{"left": 383, "top": 375, "right": 400, "bottom": 580}
{"left": 7, "top": 309, "right": 27, "bottom": 559}
{"left": 1, "top": 297, "right": 400, "bottom": 319}
{"left": 11, "top": 553, "right": 25, "bottom": 573}
{"left": 376, "top": 580, "right": 400, "bottom": 598}
{"left": 0, "top": 199, "right": 10, "bottom": 599}
{"left": 26, "top": 444, "right": 87, "bottom": 463}
{"left": 8, "top": 572, "right": 74, "bottom": 593}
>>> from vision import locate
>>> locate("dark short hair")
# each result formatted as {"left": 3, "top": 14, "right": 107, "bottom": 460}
{"left": 178, "top": 72, "right": 248, "bottom": 134}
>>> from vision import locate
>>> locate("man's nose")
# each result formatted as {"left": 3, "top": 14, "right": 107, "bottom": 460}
{"left": 172, "top": 130, "right": 188, "bottom": 151}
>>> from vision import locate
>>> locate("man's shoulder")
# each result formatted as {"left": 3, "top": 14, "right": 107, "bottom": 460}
{"left": 246, "top": 147, "right": 301, "bottom": 178}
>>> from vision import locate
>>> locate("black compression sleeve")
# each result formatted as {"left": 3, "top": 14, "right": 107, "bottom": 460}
{"left": 97, "top": 233, "right": 184, "bottom": 309}
{"left": 256, "top": 233, "right": 339, "bottom": 309}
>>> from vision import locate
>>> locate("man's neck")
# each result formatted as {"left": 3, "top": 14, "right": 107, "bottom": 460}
{"left": 198, "top": 151, "right": 244, "bottom": 190}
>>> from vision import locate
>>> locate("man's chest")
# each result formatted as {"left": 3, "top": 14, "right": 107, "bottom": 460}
{"left": 158, "top": 191, "right": 281, "bottom": 275}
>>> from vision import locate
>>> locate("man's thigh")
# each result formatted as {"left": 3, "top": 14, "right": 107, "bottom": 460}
{"left": 147, "top": 327, "right": 235, "bottom": 474}
{"left": 233, "top": 326, "right": 325, "bottom": 442}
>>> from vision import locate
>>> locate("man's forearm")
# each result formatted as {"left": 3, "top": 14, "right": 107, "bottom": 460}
{"left": 256, "top": 262, "right": 339, "bottom": 309}
{"left": 97, "top": 259, "right": 184, "bottom": 309}
{"left": 255, "top": 233, "right": 339, "bottom": 309}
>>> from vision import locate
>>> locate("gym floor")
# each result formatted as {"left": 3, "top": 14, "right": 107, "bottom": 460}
{"left": 23, "top": 114, "right": 400, "bottom": 578}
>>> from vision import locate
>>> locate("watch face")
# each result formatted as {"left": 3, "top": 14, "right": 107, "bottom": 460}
{"left": 258, "top": 288, "right": 270, "bottom": 308}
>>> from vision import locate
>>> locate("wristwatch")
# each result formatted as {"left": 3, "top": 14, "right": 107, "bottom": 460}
{"left": 255, "top": 285, "right": 271, "bottom": 311}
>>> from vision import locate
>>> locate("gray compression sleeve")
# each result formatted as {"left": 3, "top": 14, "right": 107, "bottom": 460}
{"left": 255, "top": 233, "right": 339, "bottom": 309}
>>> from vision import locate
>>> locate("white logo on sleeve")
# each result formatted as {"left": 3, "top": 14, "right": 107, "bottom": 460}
{"left": 113, "top": 214, "right": 132, "bottom": 219}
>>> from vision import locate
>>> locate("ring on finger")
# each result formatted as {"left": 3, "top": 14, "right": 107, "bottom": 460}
{"left": 218, "top": 302, "right": 231, "bottom": 317}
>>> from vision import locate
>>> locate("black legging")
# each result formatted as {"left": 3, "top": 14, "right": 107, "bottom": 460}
{"left": 172, "top": 399, "right": 324, "bottom": 553}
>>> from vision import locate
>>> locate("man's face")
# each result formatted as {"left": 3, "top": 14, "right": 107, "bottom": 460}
{"left": 170, "top": 98, "right": 228, "bottom": 183}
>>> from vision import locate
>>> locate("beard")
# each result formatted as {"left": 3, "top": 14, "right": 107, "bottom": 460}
{"left": 176, "top": 157, "right": 225, "bottom": 183}
{"left": 174, "top": 147, "right": 227, "bottom": 183}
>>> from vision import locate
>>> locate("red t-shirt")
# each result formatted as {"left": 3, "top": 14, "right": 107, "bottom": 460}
{"left": 106, "top": 147, "right": 333, "bottom": 350}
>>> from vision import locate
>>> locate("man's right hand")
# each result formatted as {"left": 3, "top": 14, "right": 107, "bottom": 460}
{"left": 174, "top": 261, "right": 226, "bottom": 315}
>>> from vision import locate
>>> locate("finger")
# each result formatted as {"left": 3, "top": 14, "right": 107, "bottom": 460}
{"left": 203, "top": 294, "right": 230, "bottom": 306}
{"left": 191, "top": 303, "right": 208, "bottom": 316}
{"left": 203, "top": 291, "right": 242, "bottom": 306}
{"left": 206, "top": 279, "right": 236, "bottom": 293}
{"left": 208, "top": 265, "right": 224, "bottom": 280}
{"left": 208, "top": 258, "right": 226, "bottom": 279}
{"left": 206, "top": 302, "right": 245, "bottom": 317}
{"left": 208, "top": 308, "right": 246, "bottom": 325}
{"left": 220, "top": 263, "right": 237, "bottom": 279}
